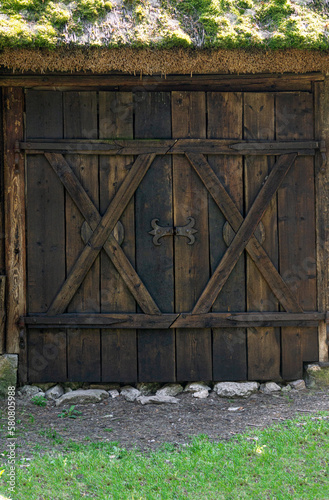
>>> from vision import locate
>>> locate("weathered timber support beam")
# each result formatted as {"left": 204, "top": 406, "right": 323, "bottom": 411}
{"left": 22, "top": 312, "right": 325, "bottom": 329}
{"left": 0, "top": 73, "right": 324, "bottom": 91}
{"left": 3, "top": 87, "right": 26, "bottom": 353}
{"left": 19, "top": 139, "right": 322, "bottom": 156}
{"left": 315, "top": 78, "right": 329, "bottom": 362}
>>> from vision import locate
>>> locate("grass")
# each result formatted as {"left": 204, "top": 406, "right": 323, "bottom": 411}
{"left": 0, "top": 413, "right": 328, "bottom": 499}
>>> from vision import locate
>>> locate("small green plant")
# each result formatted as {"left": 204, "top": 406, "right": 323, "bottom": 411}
{"left": 28, "top": 413, "right": 35, "bottom": 424}
{"left": 58, "top": 405, "right": 82, "bottom": 419}
{"left": 104, "top": 428, "right": 113, "bottom": 433}
{"left": 31, "top": 394, "right": 47, "bottom": 407}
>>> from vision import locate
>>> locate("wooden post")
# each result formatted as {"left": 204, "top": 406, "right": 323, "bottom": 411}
{"left": 0, "top": 276, "right": 5, "bottom": 353}
{"left": 3, "top": 87, "right": 26, "bottom": 354}
{"left": 315, "top": 78, "right": 329, "bottom": 362}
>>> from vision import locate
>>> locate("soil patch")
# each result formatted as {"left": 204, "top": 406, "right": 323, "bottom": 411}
{"left": 1, "top": 389, "right": 329, "bottom": 459}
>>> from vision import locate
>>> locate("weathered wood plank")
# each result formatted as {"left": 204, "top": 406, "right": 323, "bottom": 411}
{"left": 187, "top": 152, "right": 302, "bottom": 313}
{"left": 0, "top": 88, "right": 4, "bottom": 279}
{"left": 314, "top": 80, "right": 329, "bottom": 363}
{"left": 3, "top": 88, "right": 26, "bottom": 354}
{"left": 244, "top": 93, "right": 280, "bottom": 381}
{"left": 277, "top": 93, "right": 318, "bottom": 378}
{"left": 25, "top": 314, "right": 178, "bottom": 329}
{"left": 0, "top": 276, "right": 5, "bottom": 354}
{"left": 207, "top": 91, "right": 247, "bottom": 382}
{"left": 99, "top": 91, "right": 137, "bottom": 383}
{"left": 20, "top": 138, "right": 320, "bottom": 156}
{"left": 64, "top": 91, "right": 100, "bottom": 382}
{"left": 0, "top": 72, "right": 322, "bottom": 90}
{"left": 45, "top": 152, "right": 160, "bottom": 314}
{"left": 191, "top": 152, "right": 297, "bottom": 314}
{"left": 28, "top": 330, "right": 67, "bottom": 383}
{"left": 135, "top": 91, "right": 175, "bottom": 382}
{"left": 25, "top": 90, "right": 66, "bottom": 382}
{"left": 47, "top": 153, "right": 155, "bottom": 316}
{"left": 172, "top": 91, "right": 212, "bottom": 381}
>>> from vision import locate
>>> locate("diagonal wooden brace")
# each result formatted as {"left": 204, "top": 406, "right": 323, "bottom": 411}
{"left": 187, "top": 152, "right": 299, "bottom": 314}
{"left": 46, "top": 153, "right": 156, "bottom": 316}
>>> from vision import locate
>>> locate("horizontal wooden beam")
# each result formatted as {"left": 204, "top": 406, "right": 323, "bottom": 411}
{"left": 23, "top": 312, "right": 325, "bottom": 329}
{"left": 23, "top": 313, "right": 179, "bottom": 329}
{"left": 0, "top": 73, "right": 323, "bottom": 91}
{"left": 20, "top": 139, "right": 321, "bottom": 156}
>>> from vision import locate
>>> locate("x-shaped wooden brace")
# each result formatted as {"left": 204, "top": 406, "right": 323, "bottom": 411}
{"left": 45, "top": 152, "right": 159, "bottom": 316}
{"left": 186, "top": 152, "right": 302, "bottom": 315}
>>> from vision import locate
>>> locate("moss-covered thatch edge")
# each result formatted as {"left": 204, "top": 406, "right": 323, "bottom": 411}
{"left": 1, "top": 47, "right": 329, "bottom": 75}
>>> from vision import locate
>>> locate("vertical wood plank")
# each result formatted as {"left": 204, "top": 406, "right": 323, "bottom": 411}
{"left": 28, "top": 330, "right": 67, "bottom": 383}
{"left": 207, "top": 92, "right": 247, "bottom": 381}
{"left": 314, "top": 80, "right": 329, "bottom": 362}
{"left": 3, "top": 87, "right": 25, "bottom": 354}
{"left": 25, "top": 90, "right": 66, "bottom": 382}
{"left": 64, "top": 91, "right": 100, "bottom": 381}
{"left": 0, "top": 88, "right": 4, "bottom": 277}
{"left": 172, "top": 91, "right": 212, "bottom": 381}
{"left": 244, "top": 93, "right": 281, "bottom": 381}
{"left": 135, "top": 91, "right": 175, "bottom": 382}
{"left": 276, "top": 93, "right": 318, "bottom": 379}
{"left": 0, "top": 276, "right": 5, "bottom": 354}
{"left": 99, "top": 91, "right": 137, "bottom": 383}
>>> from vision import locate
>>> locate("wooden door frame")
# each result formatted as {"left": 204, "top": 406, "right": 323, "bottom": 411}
{"left": 2, "top": 77, "right": 328, "bottom": 386}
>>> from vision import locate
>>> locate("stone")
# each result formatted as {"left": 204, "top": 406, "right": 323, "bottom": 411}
{"left": 305, "top": 363, "right": 329, "bottom": 388}
{"left": 213, "top": 382, "right": 259, "bottom": 399}
{"left": 0, "top": 354, "right": 18, "bottom": 398}
{"left": 184, "top": 382, "right": 211, "bottom": 393}
{"left": 289, "top": 379, "right": 306, "bottom": 390}
{"left": 65, "top": 387, "right": 73, "bottom": 394}
{"left": 281, "top": 385, "right": 292, "bottom": 393}
{"left": 32, "top": 383, "right": 56, "bottom": 392}
{"left": 45, "top": 384, "right": 64, "bottom": 400}
{"left": 137, "top": 395, "right": 179, "bottom": 405}
{"left": 120, "top": 386, "right": 141, "bottom": 402}
{"left": 259, "top": 382, "right": 281, "bottom": 394}
{"left": 192, "top": 390, "right": 209, "bottom": 399}
{"left": 156, "top": 384, "right": 183, "bottom": 398}
{"left": 55, "top": 389, "right": 109, "bottom": 406}
{"left": 108, "top": 389, "right": 119, "bottom": 398}
{"left": 18, "top": 385, "right": 42, "bottom": 398}
{"left": 137, "top": 382, "right": 161, "bottom": 396}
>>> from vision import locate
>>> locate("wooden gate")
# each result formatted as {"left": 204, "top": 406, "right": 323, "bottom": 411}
{"left": 22, "top": 89, "right": 323, "bottom": 383}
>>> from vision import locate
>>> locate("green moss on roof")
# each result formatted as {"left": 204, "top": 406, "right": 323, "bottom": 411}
{"left": 0, "top": 0, "right": 329, "bottom": 49}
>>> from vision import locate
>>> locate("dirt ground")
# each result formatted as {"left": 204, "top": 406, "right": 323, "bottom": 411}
{"left": 1, "top": 387, "right": 329, "bottom": 460}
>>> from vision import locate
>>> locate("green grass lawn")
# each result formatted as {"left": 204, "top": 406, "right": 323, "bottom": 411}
{"left": 1, "top": 413, "right": 329, "bottom": 500}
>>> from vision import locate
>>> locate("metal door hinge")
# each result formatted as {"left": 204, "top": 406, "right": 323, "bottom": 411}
{"left": 149, "top": 217, "right": 197, "bottom": 246}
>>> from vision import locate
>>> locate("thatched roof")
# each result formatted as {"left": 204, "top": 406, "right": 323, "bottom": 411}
{"left": 1, "top": 1, "right": 329, "bottom": 74}
{"left": 1, "top": 0, "right": 328, "bottom": 49}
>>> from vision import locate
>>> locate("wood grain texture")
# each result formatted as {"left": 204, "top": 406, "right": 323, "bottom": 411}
{"left": 45, "top": 152, "right": 159, "bottom": 314}
{"left": 314, "top": 80, "right": 329, "bottom": 362}
{"left": 3, "top": 87, "right": 26, "bottom": 353}
{"left": 0, "top": 276, "right": 5, "bottom": 354}
{"left": 0, "top": 88, "right": 4, "bottom": 277}
{"left": 187, "top": 152, "right": 302, "bottom": 313}
{"left": 277, "top": 93, "right": 318, "bottom": 378}
{"left": 25, "top": 90, "right": 66, "bottom": 382}
{"left": 135, "top": 91, "right": 175, "bottom": 382}
{"left": 172, "top": 91, "right": 212, "bottom": 381}
{"left": 28, "top": 330, "right": 67, "bottom": 383}
{"left": 0, "top": 73, "right": 322, "bottom": 91}
{"left": 207, "top": 92, "right": 246, "bottom": 381}
{"left": 100, "top": 91, "right": 137, "bottom": 382}
{"left": 244, "top": 93, "right": 281, "bottom": 381}
{"left": 47, "top": 153, "right": 155, "bottom": 315}
{"left": 64, "top": 91, "right": 100, "bottom": 381}
{"left": 191, "top": 152, "right": 296, "bottom": 314}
